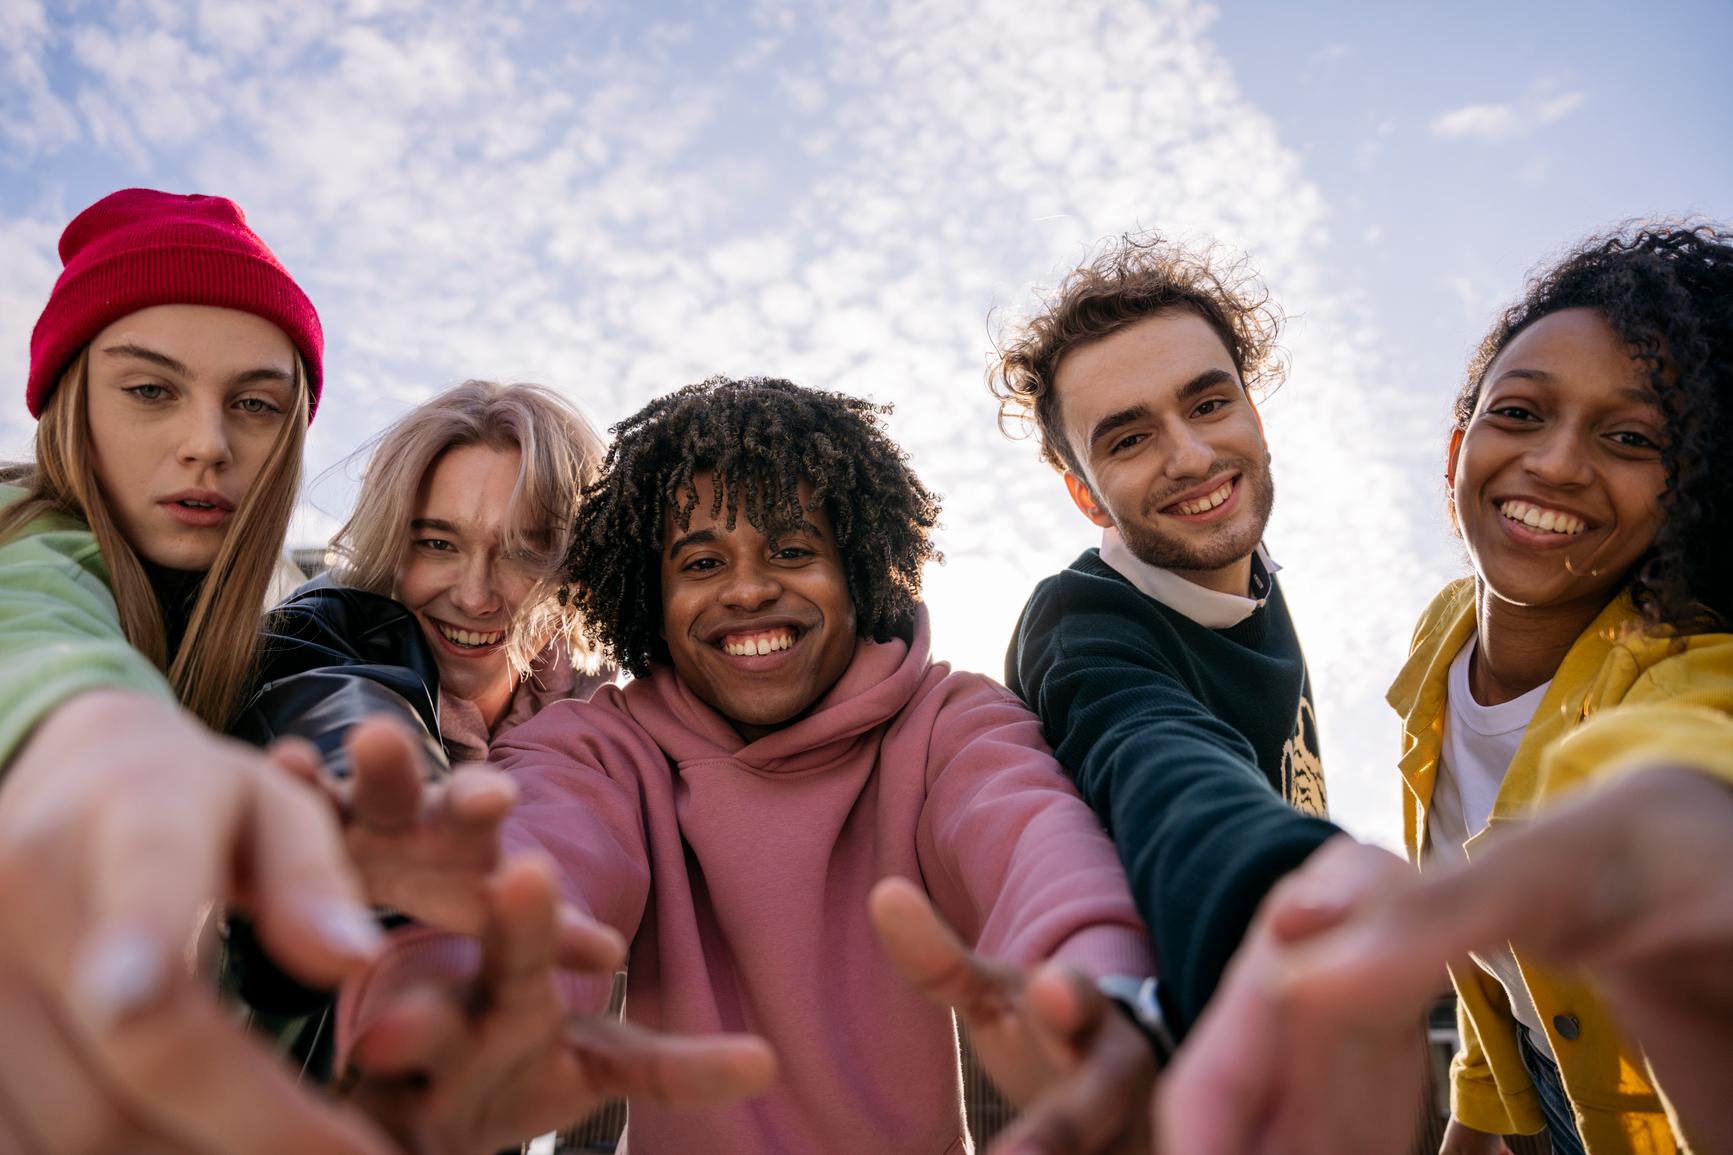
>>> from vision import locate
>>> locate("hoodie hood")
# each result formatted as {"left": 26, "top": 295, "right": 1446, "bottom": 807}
{"left": 625, "top": 605, "right": 932, "bottom": 771}
{"left": 441, "top": 638, "right": 614, "bottom": 763}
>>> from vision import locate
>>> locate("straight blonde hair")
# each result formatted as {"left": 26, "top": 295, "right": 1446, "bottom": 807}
{"left": 328, "top": 380, "right": 604, "bottom": 676}
{"left": 0, "top": 349, "right": 309, "bottom": 729}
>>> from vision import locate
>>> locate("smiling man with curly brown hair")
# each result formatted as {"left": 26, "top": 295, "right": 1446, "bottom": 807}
{"left": 991, "top": 233, "right": 1358, "bottom": 1042}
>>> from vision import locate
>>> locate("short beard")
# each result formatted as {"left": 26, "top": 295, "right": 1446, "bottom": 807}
{"left": 1115, "top": 454, "right": 1276, "bottom": 574}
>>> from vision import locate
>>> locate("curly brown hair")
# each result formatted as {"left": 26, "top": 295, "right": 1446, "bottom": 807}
{"left": 988, "top": 232, "right": 1286, "bottom": 474}
{"left": 1458, "top": 222, "right": 1733, "bottom": 632}
{"left": 564, "top": 377, "right": 942, "bottom": 677}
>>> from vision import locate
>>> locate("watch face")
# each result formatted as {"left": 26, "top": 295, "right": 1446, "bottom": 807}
{"left": 1099, "top": 975, "right": 1176, "bottom": 1064}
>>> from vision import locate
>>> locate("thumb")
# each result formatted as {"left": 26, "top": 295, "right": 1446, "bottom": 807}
{"left": 1024, "top": 963, "right": 1106, "bottom": 1045}
{"left": 868, "top": 877, "right": 1005, "bottom": 1014}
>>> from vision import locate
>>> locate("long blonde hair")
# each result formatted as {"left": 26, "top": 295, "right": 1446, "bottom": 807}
{"left": 328, "top": 380, "right": 604, "bottom": 675}
{"left": 0, "top": 349, "right": 309, "bottom": 729}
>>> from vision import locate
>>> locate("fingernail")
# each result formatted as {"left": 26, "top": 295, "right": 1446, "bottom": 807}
{"left": 73, "top": 925, "right": 168, "bottom": 1027}
{"left": 310, "top": 900, "right": 385, "bottom": 959}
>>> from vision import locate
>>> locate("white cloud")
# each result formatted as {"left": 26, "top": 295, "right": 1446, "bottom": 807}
{"left": 0, "top": 214, "right": 63, "bottom": 459}
{"left": 1431, "top": 102, "right": 1517, "bottom": 141}
{"left": 1431, "top": 80, "right": 1586, "bottom": 143}
{"left": 0, "top": 0, "right": 80, "bottom": 152}
{"left": 0, "top": 0, "right": 1452, "bottom": 846}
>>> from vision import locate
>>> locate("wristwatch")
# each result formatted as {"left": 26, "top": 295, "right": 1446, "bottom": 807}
{"left": 1097, "top": 975, "right": 1177, "bottom": 1066}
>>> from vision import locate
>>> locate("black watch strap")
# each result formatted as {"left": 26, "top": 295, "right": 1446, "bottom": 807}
{"left": 1097, "top": 975, "right": 1177, "bottom": 1066}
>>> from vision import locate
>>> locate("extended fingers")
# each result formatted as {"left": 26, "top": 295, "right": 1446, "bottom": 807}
{"left": 82, "top": 767, "right": 237, "bottom": 992}
{"left": 347, "top": 984, "right": 470, "bottom": 1077}
{"left": 0, "top": 702, "right": 398, "bottom": 1155}
{"left": 1280, "top": 811, "right": 1606, "bottom": 1017}
{"left": 345, "top": 718, "right": 429, "bottom": 833}
{"left": 442, "top": 766, "right": 518, "bottom": 828}
{"left": 62, "top": 965, "right": 397, "bottom": 1155}
{"left": 992, "top": 1054, "right": 1147, "bottom": 1155}
{"left": 477, "top": 857, "right": 564, "bottom": 1019}
{"left": 1154, "top": 923, "right": 1291, "bottom": 1155}
{"left": 0, "top": 950, "right": 148, "bottom": 1155}
{"left": 564, "top": 1016, "right": 777, "bottom": 1108}
{"left": 555, "top": 906, "right": 629, "bottom": 975}
{"left": 1283, "top": 771, "right": 1732, "bottom": 1024}
{"left": 868, "top": 876, "right": 1011, "bottom": 1016}
{"left": 1024, "top": 965, "right": 1099, "bottom": 1043}
{"left": 244, "top": 763, "right": 384, "bottom": 988}
{"left": 993, "top": 968, "right": 1155, "bottom": 1155}
{"left": 1262, "top": 837, "right": 1408, "bottom": 947}
{"left": 265, "top": 735, "right": 324, "bottom": 787}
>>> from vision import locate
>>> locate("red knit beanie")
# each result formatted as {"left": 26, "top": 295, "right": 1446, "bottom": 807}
{"left": 27, "top": 188, "right": 324, "bottom": 421}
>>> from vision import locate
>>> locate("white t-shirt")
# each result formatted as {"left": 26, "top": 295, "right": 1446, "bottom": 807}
{"left": 1425, "top": 638, "right": 1558, "bottom": 1059}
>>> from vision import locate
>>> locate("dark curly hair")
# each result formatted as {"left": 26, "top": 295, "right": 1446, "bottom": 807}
{"left": 989, "top": 231, "right": 1285, "bottom": 475}
{"left": 1457, "top": 222, "right": 1733, "bottom": 632}
{"left": 564, "top": 377, "right": 942, "bottom": 677}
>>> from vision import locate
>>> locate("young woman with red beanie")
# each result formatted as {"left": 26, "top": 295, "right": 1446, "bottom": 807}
{"left": 0, "top": 187, "right": 436, "bottom": 1154}
{"left": 0, "top": 189, "right": 779, "bottom": 1152}
{"left": 0, "top": 186, "right": 457, "bottom": 1154}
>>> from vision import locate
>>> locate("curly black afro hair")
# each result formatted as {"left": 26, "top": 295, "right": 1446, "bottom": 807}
{"left": 564, "top": 376, "right": 942, "bottom": 676}
{"left": 1458, "top": 222, "right": 1733, "bottom": 632}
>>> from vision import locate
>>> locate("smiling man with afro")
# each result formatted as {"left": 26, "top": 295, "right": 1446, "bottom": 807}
{"left": 407, "top": 374, "right": 1168, "bottom": 1153}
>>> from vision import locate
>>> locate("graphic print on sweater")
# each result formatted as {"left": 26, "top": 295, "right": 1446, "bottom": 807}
{"left": 1281, "top": 694, "right": 1328, "bottom": 818}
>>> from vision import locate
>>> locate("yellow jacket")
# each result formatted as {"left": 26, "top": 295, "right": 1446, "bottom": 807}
{"left": 1390, "top": 579, "right": 1733, "bottom": 1154}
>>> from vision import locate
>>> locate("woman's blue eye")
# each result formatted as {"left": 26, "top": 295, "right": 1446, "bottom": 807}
{"left": 125, "top": 384, "right": 170, "bottom": 402}
{"left": 235, "top": 396, "right": 283, "bottom": 415}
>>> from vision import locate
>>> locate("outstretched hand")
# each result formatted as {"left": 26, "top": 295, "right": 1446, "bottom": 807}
{"left": 285, "top": 717, "right": 618, "bottom": 971}
{"left": 307, "top": 716, "right": 515, "bottom": 933}
{"left": 868, "top": 877, "right": 1154, "bottom": 1155}
{"left": 1153, "top": 836, "right": 1422, "bottom": 1155}
{"left": 346, "top": 856, "right": 777, "bottom": 1155}
{"left": 1280, "top": 767, "right": 1733, "bottom": 1143}
{"left": 0, "top": 689, "right": 399, "bottom": 1154}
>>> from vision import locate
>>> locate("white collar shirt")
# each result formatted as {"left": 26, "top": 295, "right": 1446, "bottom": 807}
{"left": 1097, "top": 527, "right": 1279, "bottom": 630}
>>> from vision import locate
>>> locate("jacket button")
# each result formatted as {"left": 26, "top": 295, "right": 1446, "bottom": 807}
{"left": 1553, "top": 1014, "right": 1581, "bottom": 1041}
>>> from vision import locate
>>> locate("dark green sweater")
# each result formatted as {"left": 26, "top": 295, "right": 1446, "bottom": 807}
{"left": 1007, "top": 548, "right": 1337, "bottom": 1032}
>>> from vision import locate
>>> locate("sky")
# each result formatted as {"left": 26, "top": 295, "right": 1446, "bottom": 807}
{"left": 3, "top": 0, "right": 1729, "bottom": 846}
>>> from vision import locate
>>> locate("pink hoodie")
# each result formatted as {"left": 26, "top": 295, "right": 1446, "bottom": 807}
{"left": 438, "top": 638, "right": 615, "bottom": 764}
{"left": 344, "top": 609, "right": 1152, "bottom": 1154}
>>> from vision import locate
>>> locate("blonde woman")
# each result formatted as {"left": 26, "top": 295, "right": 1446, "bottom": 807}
{"left": 0, "top": 188, "right": 406, "bottom": 1154}
{"left": 235, "top": 380, "right": 611, "bottom": 770}
{"left": 328, "top": 379, "right": 613, "bottom": 760}
{"left": 227, "top": 380, "right": 615, "bottom": 1079}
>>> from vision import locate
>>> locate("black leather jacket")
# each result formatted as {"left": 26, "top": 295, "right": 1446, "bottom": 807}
{"left": 230, "top": 575, "right": 448, "bottom": 779}
{"left": 224, "top": 576, "right": 447, "bottom": 1080}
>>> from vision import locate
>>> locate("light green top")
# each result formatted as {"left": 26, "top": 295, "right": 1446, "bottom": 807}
{"left": 0, "top": 483, "right": 174, "bottom": 769}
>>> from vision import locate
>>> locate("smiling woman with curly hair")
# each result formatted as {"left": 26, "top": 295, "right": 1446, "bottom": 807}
{"left": 1456, "top": 224, "right": 1733, "bottom": 633}
{"left": 1389, "top": 221, "right": 1733, "bottom": 1155}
